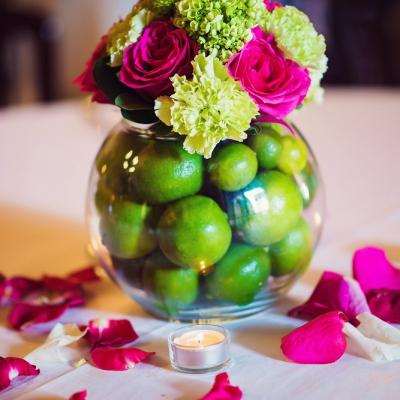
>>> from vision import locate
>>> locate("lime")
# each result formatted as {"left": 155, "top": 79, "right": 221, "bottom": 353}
{"left": 277, "top": 135, "right": 308, "bottom": 175}
{"left": 112, "top": 256, "right": 144, "bottom": 288}
{"left": 101, "top": 199, "right": 157, "bottom": 259}
{"left": 132, "top": 141, "right": 203, "bottom": 204}
{"left": 228, "top": 171, "right": 303, "bottom": 246}
{"left": 94, "top": 178, "right": 117, "bottom": 214}
{"left": 158, "top": 195, "right": 232, "bottom": 271}
{"left": 269, "top": 217, "right": 313, "bottom": 276}
{"left": 248, "top": 125, "right": 282, "bottom": 169}
{"left": 96, "top": 132, "right": 147, "bottom": 197}
{"left": 206, "top": 243, "right": 271, "bottom": 305}
{"left": 143, "top": 251, "right": 198, "bottom": 314}
{"left": 208, "top": 143, "right": 258, "bottom": 191}
{"left": 297, "top": 162, "right": 318, "bottom": 207}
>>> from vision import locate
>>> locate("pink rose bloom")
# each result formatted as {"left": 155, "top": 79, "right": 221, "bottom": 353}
{"left": 227, "top": 27, "right": 311, "bottom": 120}
{"left": 119, "top": 20, "right": 198, "bottom": 101}
{"left": 73, "top": 35, "right": 110, "bottom": 104}
{"left": 264, "top": 0, "right": 283, "bottom": 12}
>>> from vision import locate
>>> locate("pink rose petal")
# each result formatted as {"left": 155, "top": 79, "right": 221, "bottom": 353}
{"left": 366, "top": 289, "right": 400, "bottom": 323}
{"left": 73, "top": 34, "right": 110, "bottom": 103}
{"left": 289, "top": 271, "right": 370, "bottom": 323}
{"left": 200, "top": 373, "right": 242, "bottom": 400}
{"left": 281, "top": 311, "right": 348, "bottom": 364}
{"left": 69, "top": 390, "right": 87, "bottom": 400}
{"left": 353, "top": 246, "right": 400, "bottom": 294}
{"left": 264, "top": 0, "right": 283, "bottom": 12}
{"left": 68, "top": 266, "right": 100, "bottom": 284}
{"left": 42, "top": 276, "right": 80, "bottom": 292}
{"left": 9, "top": 303, "right": 69, "bottom": 330}
{"left": 86, "top": 319, "right": 138, "bottom": 348}
{"left": 90, "top": 347, "right": 155, "bottom": 371}
{"left": 0, "top": 277, "right": 43, "bottom": 306}
{"left": 0, "top": 357, "right": 39, "bottom": 391}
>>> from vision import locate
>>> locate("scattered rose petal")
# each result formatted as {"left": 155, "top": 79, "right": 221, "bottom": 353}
{"left": 90, "top": 347, "right": 154, "bottom": 371}
{"left": 344, "top": 312, "right": 400, "bottom": 361}
{"left": 353, "top": 247, "right": 400, "bottom": 294}
{"left": 289, "top": 271, "right": 369, "bottom": 323}
{"left": 367, "top": 289, "right": 400, "bottom": 323}
{"left": 86, "top": 319, "right": 138, "bottom": 348}
{"left": 200, "top": 372, "right": 243, "bottom": 400}
{"left": 281, "top": 311, "right": 348, "bottom": 364}
{"left": 9, "top": 303, "right": 69, "bottom": 330}
{"left": 25, "top": 323, "right": 87, "bottom": 366}
{"left": 69, "top": 389, "right": 87, "bottom": 400}
{"left": 68, "top": 266, "right": 100, "bottom": 284}
{"left": 0, "top": 357, "right": 39, "bottom": 391}
{"left": 0, "top": 277, "right": 43, "bottom": 306}
{"left": 42, "top": 276, "right": 80, "bottom": 292}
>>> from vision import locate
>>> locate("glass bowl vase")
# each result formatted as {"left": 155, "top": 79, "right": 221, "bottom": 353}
{"left": 86, "top": 119, "right": 324, "bottom": 322}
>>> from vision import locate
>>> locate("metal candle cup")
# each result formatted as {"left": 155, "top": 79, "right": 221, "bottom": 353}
{"left": 168, "top": 325, "right": 231, "bottom": 374}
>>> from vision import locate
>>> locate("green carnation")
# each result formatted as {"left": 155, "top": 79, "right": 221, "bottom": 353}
{"left": 155, "top": 54, "right": 258, "bottom": 158}
{"left": 173, "top": 0, "right": 267, "bottom": 61}
{"left": 106, "top": 7, "right": 154, "bottom": 67}
{"left": 152, "top": 0, "right": 176, "bottom": 14}
{"left": 263, "top": 6, "right": 328, "bottom": 102}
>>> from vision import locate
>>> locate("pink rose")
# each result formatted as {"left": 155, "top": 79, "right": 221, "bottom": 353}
{"left": 264, "top": 0, "right": 283, "bottom": 12}
{"left": 227, "top": 27, "right": 311, "bottom": 120}
{"left": 119, "top": 20, "right": 198, "bottom": 101}
{"left": 73, "top": 34, "right": 110, "bottom": 104}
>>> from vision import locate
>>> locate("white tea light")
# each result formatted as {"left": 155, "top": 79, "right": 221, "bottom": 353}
{"left": 168, "top": 325, "right": 231, "bottom": 373}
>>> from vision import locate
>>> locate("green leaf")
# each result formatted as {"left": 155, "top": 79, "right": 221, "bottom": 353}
{"left": 115, "top": 93, "right": 153, "bottom": 111}
{"left": 93, "top": 57, "right": 128, "bottom": 102}
{"left": 121, "top": 109, "right": 159, "bottom": 125}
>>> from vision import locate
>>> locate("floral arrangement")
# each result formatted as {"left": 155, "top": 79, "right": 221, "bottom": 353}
{"left": 74, "top": 0, "right": 327, "bottom": 158}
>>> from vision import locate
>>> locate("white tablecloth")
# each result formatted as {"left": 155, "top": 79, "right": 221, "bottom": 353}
{"left": 0, "top": 89, "right": 400, "bottom": 399}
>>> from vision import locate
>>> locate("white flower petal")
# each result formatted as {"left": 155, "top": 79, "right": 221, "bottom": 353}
{"left": 344, "top": 312, "right": 400, "bottom": 362}
{"left": 25, "top": 323, "right": 87, "bottom": 366}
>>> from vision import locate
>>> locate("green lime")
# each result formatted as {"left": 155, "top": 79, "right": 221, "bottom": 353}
{"left": 132, "top": 141, "right": 203, "bottom": 204}
{"left": 94, "top": 178, "right": 117, "bottom": 214}
{"left": 208, "top": 143, "right": 258, "bottom": 191}
{"left": 269, "top": 217, "right": 313, "bottom": 276}
{"left": 248, "top": 125, "right": 282, "bottom": 169}
{"left": 297, "top": 162, "right": 318, "bottom": 207}
{"left": 112, "top": 256, "right": 144, "bottom": 288}
{"left": 143, "top": 251, "right": 198, "bottom": 314}
{"left": 277, "top": 135, "right": 308, "bottom": 175}
{"left": 206, "top": 243, "right": 271, "bottom": 305}
{"left": 101, "top": 199, "right": 157, "bottom": 259}
{"left": 229, "top": 171, "right": 303, "bottom": 246}
{"left": 158, "top": 195, "right": 232, "bottom": 271}
{"left": 96, "top": 132, "right": 147, "bottom": 197}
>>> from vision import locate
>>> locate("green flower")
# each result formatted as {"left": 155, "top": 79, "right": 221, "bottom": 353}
{"left": 263, "top": 6, "right": 328, "bottom": 102}
{"left": 106, "top": 7, "right": 154, "bottom": 67}
{"left": 173, "top": 0, "right": 267, "bottom": 61}
{"left": 155, "top": 54, "right": 258, "bottom": 158}
{"left": 152, "top": 0, "right": 176, "bottom": 14}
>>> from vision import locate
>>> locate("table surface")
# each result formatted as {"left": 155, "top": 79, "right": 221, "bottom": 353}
{"left": 1, "top": 89, "right": 400, "bottom": 400}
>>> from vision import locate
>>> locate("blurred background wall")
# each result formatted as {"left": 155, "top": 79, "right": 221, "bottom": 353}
{"left": 1, "top": 0, "right": 399, "bottom": 106}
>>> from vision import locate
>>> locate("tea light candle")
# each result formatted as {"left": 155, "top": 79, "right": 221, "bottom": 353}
{"left": 168, "top": 325, "right": 231, "bottom": 373}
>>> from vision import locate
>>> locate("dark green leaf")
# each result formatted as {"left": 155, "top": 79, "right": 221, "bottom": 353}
{"left": 121, "top": 109, "right": 159, "bottom": 125}
{"left": 93, "top": 57, "right": 128, "bottom": 102}
{"left": 115, "top": 93, "right": 152, "bottom": 111}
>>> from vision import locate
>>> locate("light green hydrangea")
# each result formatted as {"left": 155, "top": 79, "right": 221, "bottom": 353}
{"left": 106, "top": 7, "right": 154, "bottom": 67}
{"left": 173, "top": 0, "right": 267, "bottom": 61}
{"left": 263, "top": 6, "right": 328, "bottom": 103}
{"left": 155, "top": 54, "right": 258, "bottom": 158}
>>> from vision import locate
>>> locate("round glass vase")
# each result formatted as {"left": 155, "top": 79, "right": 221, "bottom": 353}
{"left": 86, "top": 119, "right": 324, "bottom": 322}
